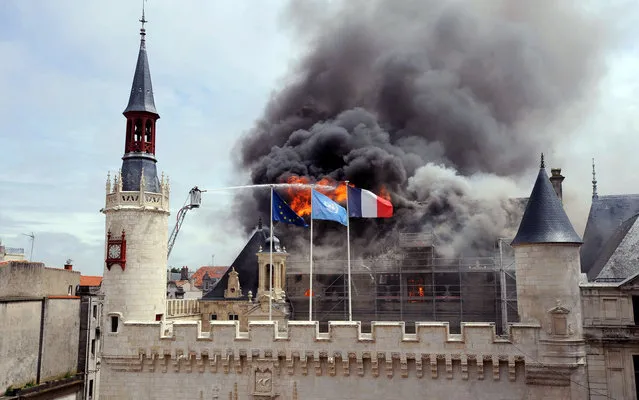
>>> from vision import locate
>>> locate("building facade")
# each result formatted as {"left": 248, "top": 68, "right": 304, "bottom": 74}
{"left": 0, "top": 261, "right": 83, "bottom": 399}
{"left": 97, "top": 19, "right": 610, "bottom": 399}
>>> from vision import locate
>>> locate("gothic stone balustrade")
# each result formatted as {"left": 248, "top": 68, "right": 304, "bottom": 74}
{"left": 166, "top": 299, "right": 200, "bottom": 318}
{"left": 105, "top": 191, "right": 169, "bottom": 211}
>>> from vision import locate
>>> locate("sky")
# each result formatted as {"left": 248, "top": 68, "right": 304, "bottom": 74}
{"left": 0, "top": 0, "right": 638, "bottom": 277}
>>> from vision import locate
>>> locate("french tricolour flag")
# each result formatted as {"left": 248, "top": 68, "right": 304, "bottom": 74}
{"left": 347, "top": 186, "right": 393, "bottom": 218}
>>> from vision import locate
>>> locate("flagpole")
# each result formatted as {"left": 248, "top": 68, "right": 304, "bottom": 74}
{"left": 345, "top": 181, "right": 352, "bottom": 321}
{"left": 309, "top": 189, "right": 314, "bottom": 321}
{"left": 269, "top": 185, "right": 273, "bottom": 322}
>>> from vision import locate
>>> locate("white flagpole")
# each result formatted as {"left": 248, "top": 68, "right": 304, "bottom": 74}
{"left": 309, "top": 188, "right": 314, "bottom": 321}
{"left": 269, "top": 185, "right": 273, "bottom": 321}
{"left": 345, "top": 181, "right": 352, "bottom": 321}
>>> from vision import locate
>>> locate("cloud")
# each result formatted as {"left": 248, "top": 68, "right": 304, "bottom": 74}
{"left": 0, "top": 0, "right": 638, "bottom": 274}
{"left": 0, "top": 0, "right": 292, "bottom": 275}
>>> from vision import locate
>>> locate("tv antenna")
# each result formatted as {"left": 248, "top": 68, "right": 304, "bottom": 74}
{"left": 22, "top": 232, "right": 35, "bottom": 261}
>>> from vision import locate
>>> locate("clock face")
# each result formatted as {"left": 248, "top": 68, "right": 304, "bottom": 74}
{"left": 108, "top": 244, "right": 121, "bottom": 259}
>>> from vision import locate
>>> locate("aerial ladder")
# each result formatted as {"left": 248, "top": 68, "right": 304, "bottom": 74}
{"left": 167, "top": 187, "right": 202, "bottom": 258}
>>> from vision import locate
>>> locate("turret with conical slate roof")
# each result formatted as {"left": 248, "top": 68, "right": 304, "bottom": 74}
{"left": 511, "top": 154, "right": 582, "bottom": 246}
{"left": 511, "top": 154, "right": 585, "bottom": 368}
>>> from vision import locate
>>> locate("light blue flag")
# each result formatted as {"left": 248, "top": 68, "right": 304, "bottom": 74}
{"left": 311, "top": 189, "right": 348, "bottom": 226}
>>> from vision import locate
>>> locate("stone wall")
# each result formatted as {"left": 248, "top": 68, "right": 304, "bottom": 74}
{"left": 99, "top": 319, "right": 588, "bottom": 400}
{"left": 0, "top": 299, "right": 41, "bottom": 389}
{"left": 0, "top": 298, "right": 80, "bottom": 390}
{"left": 41, "top": 298, "right": 80, "bottom": 380}
{"left": 582, "top": 284, "right": 639, "bottom": 399}
{"left": 102, "top": 204, "right": 168, "bottom": 321}
{"left": 0, "top": 262, "right": 80, "bottom": 297}
{"left": 515, "top": 244, "right": 583, "bottom": 341}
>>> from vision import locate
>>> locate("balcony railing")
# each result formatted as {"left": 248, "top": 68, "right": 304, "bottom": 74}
{"left": 166, "top": 299, "right": 200, "bottom": 318}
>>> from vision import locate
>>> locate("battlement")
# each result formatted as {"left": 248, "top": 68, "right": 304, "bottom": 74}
{"left": 103, "top": 320, "right": 542, "bottom": 381}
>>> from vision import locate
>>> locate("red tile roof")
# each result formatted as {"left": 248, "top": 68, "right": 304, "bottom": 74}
{"left": 192, "top": 266, "right": 228, "bottom": 287}
{"left": 80, "top": 275, "right": 102, "bottom": 287}
{"left": 175, "top": 280, "right": 189, "bottom": 287}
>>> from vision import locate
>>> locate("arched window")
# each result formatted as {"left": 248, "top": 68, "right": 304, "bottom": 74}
{"left": 134, "top": 119, "right": 142, "bottom": 143}
{"left": 266, "top": 264, "right": 275, "bottom": 288}
{"left": 145, "top": 120, "right": 152, "bottom": 144}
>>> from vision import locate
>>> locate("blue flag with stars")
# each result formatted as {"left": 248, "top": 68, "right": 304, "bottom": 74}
{"left": 273, "top": 190, "right": 308, "bottom": 227}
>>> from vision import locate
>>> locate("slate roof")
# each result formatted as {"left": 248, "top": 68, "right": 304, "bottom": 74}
{"left": 580, "top": 194, "right": 639, "bottom": 276}
{"left": 511, "top": 168, "right": 582, "bottom": 246}
{"left": 120, "top": 155, "right": 161, "bottom": 192}
{"left": 591, "top": 214, "right": 639, "bottom": 282}
{"left": 123, "top": 33, "right": 157, "bottom": 114}
{"left": 202, "top": 226, "right": 272, "bottom": 300}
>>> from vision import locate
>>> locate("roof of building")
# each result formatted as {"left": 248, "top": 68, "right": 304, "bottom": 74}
{"left": 590, "top": 214, "right": 639, "bottom": 282}
{"left": 80, "top": 275, "right": 102, "bottom": 287}
{"left": 175, "top": 280, "right": 189, "bottom": 288}
{"left": 192, "top": 266, "right": 228, "bottom": 288}
{"left": 121, "top": 156, "right": 161, "bottom": 192}
{"left": 580, "top": 194, "right": 639, "bottom": 276}
{"left": 511, "top": 167, "right": 582, "bottom": 246}
{"left": 123, "top": 29, "right": 157, "bottom": 114}
{"left": 203, "top": 226, "right": 271, "bottom": 300}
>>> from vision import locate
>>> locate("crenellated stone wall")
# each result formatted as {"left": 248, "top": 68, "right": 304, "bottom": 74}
{"left": 99, "top": 319, "right": 586, "bottom": 399}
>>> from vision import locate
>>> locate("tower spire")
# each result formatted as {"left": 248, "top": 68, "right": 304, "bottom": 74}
{"left": 139, "top": 0, "right": 147, "bottom": 44}
{"left": 124, "top": 2, "right": 157, "bottom": 115}
{"left": 592, "top": 158, "right": 598, "bottom": 199}
{"left": 119, "top": 2, "right": 161, "bottom": 193}
{"left": 540, "top": 153, "right": 545, "bottom": 169}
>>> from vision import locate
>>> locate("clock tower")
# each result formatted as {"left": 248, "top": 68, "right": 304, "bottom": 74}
{"left": 101, "top": 14, "right": 170, "bottom": 322}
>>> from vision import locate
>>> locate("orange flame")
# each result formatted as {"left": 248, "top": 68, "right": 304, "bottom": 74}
{"left": 284, "top": 176, "right": 352, "bottom": 217}
{"left": 378, "top": 185, "right": 391, "bottom": 201}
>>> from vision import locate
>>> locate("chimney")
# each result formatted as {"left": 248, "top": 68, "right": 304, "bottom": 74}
{"left": 64, "top": 259, "right": 73, "bottom": 271}
{"left": 549, "top": 168, "right": 565, "bottom": 203}
{"left": 180, "top": 266, "right": 189, "bottom": 280}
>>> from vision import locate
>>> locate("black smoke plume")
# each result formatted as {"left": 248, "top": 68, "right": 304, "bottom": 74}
{"left": 232, "top": 0, "right": 608, "bottom": 258}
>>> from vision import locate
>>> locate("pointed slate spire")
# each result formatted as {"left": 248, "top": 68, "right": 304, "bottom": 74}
{"left": 123, "top": 10, "right": 157, "bottom": 115}
{"left": 511, "top": 157, "right": 582, "bottom": 246}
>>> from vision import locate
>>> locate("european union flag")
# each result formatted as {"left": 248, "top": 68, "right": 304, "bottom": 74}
{"left": 272, "top": 190, "right": 308, "bottom": 227}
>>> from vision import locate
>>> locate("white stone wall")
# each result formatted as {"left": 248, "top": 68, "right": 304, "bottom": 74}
{"left": 41, "top": 298, "right": 81, "bottom": 379}
{"left": 0, "top": 262, "right": 80, "bottom": 297}
{"left": 0, "top": 300, "right": 41, "bottom": 389}
{"left": 103, "top": 204, "right": 168, "bottom": 321}
{"left": 0, "top": 298, "right": 80, "bottom": 390}
{"left": 98, "top": 319, "right": 591, "bottom": 400}
{"left": 582, "top": 285, "right": 639, "bottom": 399}
{"left": 514, "top": 244, "right": 583, "bottom": 338}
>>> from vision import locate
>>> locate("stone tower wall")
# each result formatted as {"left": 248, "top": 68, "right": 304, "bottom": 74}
{"left": 514, "top": 244, "right": 583, "bottom": 338}
{"left": 102, "top": 186, "right": 169, "bottom": 321}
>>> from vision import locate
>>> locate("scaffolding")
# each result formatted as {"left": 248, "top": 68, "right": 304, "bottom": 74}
{"left": 285, "top": 232, "right": 519, "bottom": 334}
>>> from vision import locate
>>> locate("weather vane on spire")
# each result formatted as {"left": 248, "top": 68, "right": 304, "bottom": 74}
{"left": 540, "top": 153, "right": 545, "bottom": 169}
{"left": 139, "top": 0, "right": 148, "bottom": 40}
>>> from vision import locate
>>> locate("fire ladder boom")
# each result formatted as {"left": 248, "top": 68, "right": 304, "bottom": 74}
{"left": 167, "top": 187, "right": 202, "bottom": 258}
